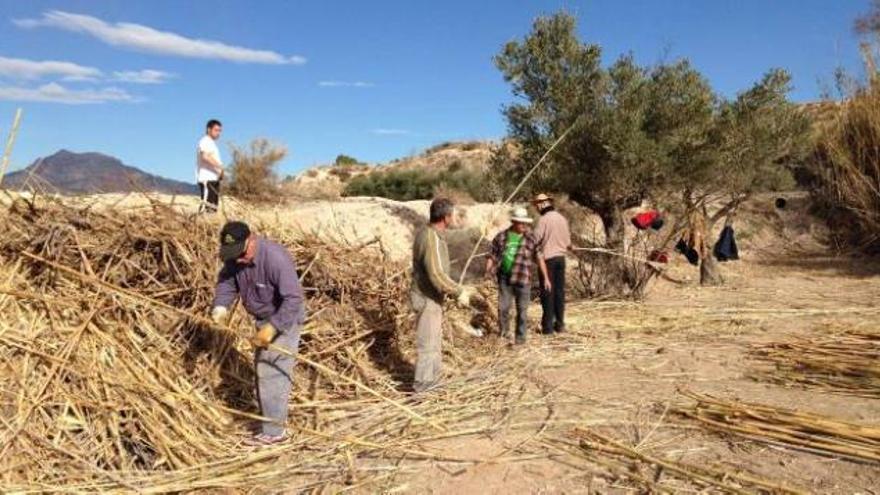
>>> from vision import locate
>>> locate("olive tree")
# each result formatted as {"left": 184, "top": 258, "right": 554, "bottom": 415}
{"left": 679, "top": 70, "right": 811, "bottom": 285}
{"left": 492, "top": 13, "right": 715, "bottom": 295}
{"left": 492, "top": 12, "right": 811, "bottom": 293}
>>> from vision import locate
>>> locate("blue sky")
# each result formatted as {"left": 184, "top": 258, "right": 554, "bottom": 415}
{"left": 0, "top": 0, "right": 870, "bottom": 182}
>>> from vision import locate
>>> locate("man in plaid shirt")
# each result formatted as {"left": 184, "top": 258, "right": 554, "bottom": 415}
{"left": 486, "top": 207, "right": 551, "bottom": 344}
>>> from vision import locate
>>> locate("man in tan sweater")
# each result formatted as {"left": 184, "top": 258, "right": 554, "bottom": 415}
{"left": 411, "top": 198, "right": 474, "bottom": 393}
{"left": 531, "top": 194, "right": 571, "bottom": 334}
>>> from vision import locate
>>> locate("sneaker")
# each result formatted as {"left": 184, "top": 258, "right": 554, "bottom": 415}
{"left": 244, "top": 432, "right": 288, "bottom": 446}
{"left": 413, "top": 380, "right": 442, "bottom": 394}
{"left": 554, "top": 324, "right": 566, "bottom": 333}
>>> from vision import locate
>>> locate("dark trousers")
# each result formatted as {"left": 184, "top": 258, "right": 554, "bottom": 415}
{"left": 199, "top": 180, "right": 221, "bottom": 213}
{"left": 540, "top": 256, "right": 566, "bottom": 333}
{"left": 498, "top": 275, "right": 530, "bottom": 343}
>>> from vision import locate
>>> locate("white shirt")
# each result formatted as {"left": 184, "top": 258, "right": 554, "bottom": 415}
{"left": 196, "top": 135, "right": 222, "bottom": 183}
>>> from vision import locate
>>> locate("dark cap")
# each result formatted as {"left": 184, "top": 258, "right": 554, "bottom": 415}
{"left": 219, "top": 221, "right": 251, "bottom": 262}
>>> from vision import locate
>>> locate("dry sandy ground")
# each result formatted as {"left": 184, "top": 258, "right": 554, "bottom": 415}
{"left": 397, "top": 250, "right": 880, "bottom": 494}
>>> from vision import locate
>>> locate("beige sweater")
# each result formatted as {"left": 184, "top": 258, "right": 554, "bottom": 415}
{"left": 533, "top": 210, "right": 571, "bottom": 260}
{"left": 412, "top": 225, "right": 462, "bottom": 302}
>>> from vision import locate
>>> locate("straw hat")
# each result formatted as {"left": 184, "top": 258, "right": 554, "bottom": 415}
{"left": 531, "top": 193, "right": 553, "bottom": 203}
{"left": 510, "top": 206, "right": 534, "bottom": 224}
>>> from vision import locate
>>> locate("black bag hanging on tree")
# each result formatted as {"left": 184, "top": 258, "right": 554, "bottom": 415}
{"left": 675, "top": 238, "right": 700, "bottom": 266}
{"left": 713, "top": 216, "right": 739, "bottom": 262}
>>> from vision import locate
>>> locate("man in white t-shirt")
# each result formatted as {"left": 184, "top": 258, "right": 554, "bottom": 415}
{"left": 197, "top": 119, "right": 224, "bottom": 213}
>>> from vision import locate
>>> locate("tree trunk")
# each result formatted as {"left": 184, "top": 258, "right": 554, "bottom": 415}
{"left": 700, "top": 251, "right": 723, "bottom": 286}
{"left": 698, "top": 207, "right": 723, "bottom": 286}
{"left": 582, "top": 209, "right": 631, "bottom": 298}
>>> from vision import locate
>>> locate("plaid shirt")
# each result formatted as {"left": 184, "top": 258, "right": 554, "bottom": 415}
{"left": 489, "top": 228, "right": 541, "bottom": 286}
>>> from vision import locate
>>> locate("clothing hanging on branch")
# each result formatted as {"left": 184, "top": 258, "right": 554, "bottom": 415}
{"left": 714, "top": 225, "right": 739, "bottom": 262}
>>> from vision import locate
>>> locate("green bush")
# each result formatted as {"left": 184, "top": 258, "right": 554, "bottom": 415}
{"left": 343, "top": 167, "right": 492, "bottom": 201}
{"left": 334, "top": 154, "right": 361, "bottom": 166}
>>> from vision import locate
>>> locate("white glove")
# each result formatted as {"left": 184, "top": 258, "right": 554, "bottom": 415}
{"left": 211, "top": 306, "right": 228, "bottom": 325}
{"left": 456, "top": 287, "right": 475, "bottom": 308}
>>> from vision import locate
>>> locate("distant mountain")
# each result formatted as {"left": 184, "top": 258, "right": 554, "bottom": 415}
{"left": 2, "top": 150, "right": 198, "bottom": 195}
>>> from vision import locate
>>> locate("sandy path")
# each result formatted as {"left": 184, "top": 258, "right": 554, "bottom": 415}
{"left": 399, "top": 250, "right": 880, "bottom": 494}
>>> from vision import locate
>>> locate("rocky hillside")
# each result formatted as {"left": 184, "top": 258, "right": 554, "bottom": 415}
{"left": 2, "top": 150, "right": 197, "bottom": 195}
{"left": 285, "top": 140, "right": 495, "bottom": 199}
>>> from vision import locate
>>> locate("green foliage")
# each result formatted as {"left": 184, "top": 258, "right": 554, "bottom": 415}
{"left": 334, "top": 154, "right": 360, "bottom": 167}
{"left": 491, "top": 12, "right": 811, "bottom": 242}
{"left": 227, "top": 138, "right": 287, "bottom": 202}
{"left": 696, "top": 69, "right": 810, "bottom": 199}
{"left": 343, "top": 167, "right": 491, "bottom": 202}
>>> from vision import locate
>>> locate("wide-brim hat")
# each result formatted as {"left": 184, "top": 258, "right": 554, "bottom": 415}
{"left": 510, "top": 206, "right": 534, "bottom": 224}
{"left": 531, "top": 193, "right": 553, "bottom": 203}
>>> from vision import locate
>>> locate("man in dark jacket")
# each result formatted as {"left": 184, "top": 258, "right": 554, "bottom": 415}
{"left": 211, "top": 221, "right": 305, "bottom": 445}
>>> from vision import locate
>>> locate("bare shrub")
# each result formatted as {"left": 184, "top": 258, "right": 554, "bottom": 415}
{"left": 227, "top": 138, "right": 287, "bottom": 202}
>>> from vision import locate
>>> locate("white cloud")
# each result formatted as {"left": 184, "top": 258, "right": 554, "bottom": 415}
{"left": 0, "top": 56, "right": 174, "bottom": 86}
{"left": 112, "top": 69, "right": 174, "bottom": 84}
{"left": 14, "top": 10, "right": 306, "bottom": 65}
{"left": 371, "top": 128, "right": 411, "bottom": 135}
{"left": 0, "top": 82, "right": 137, "bottom": 104}
{"left": 319, "top": 80, "right": 374, "bottom": 88}
{"left": 0, "top": 55, "right": 102, "bottom": 81}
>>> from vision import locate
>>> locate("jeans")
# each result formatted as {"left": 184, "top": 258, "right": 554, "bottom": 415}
{"left": 540, "top": 256, "right": 566, "bottom": 333}
{"left": 499, "top": 275, "right": 530, "bottom": 343}
{"left": 254, "top": 325, "right": 300, "bottom": 436}
{"left": 411, "top": 290, "right": 443, "bottom": 392}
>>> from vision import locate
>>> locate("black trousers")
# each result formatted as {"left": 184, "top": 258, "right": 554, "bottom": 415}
{"left": 199, "top": 180, "right": 221, "bottom": 212}
{"left": 540, "top": 256, "right": 566, "bottom": 333}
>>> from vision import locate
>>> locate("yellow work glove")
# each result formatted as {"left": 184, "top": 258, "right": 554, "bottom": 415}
{"left": 456, "top": 286, "right": 475, "bottom": 308}
{"left": 252, "top": 323, "right": 277, "bottom": 348}
{"left": 211, "top": 306, "right": 228, "bottom": 325}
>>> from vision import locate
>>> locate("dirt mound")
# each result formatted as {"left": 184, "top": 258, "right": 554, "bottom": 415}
{"left": 285, "top": 141, "right": 495, "bottom": 199}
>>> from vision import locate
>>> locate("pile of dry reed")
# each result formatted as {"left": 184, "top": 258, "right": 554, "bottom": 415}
{"left": 750, "top": 325, "right": 880, "bottom": 398}
{"left": 551, "top": 427, "right": 807, "bottom": 494}
{"left": 674, "top": 391, "right": 880, "bottom": 464}
{"left": 0, "top": 196, "right": 518, "bottom": 491}
{"left": 810, "top": 75, "right": 880, "bottom": 254}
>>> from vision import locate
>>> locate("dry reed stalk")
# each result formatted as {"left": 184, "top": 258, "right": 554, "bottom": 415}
{"left": 811, "top": 80, "right": 880, "bottom": 254}
{"left": 675, "top": 391, "right": 880, "bottom": 464}
{"left": 458, "top": 120, "right": 580, "bottom": 283}
{"left": 0, "top": 195, "right": 602, "bottom": 492}
{"left": 0, "top": 107, "right": 23, "bottom": 187}
{"left": 750, "top": 325, "right": 880, "bottom": 397}
{"left": 570, "top": 427, "right": 808, "bottom": 494}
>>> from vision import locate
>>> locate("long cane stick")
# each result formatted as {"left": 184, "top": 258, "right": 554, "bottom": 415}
{"left": 457, "top": 119, "right": 580, "bottom": 283}
{"left": 0, "top": 108, "right": 23, "bottom": 188}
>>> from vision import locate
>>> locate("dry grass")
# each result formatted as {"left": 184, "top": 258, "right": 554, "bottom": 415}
{"left": 811, "top": 81, "right": 880, "bottom": 254}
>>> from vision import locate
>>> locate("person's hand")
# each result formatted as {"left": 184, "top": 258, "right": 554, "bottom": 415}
{"left": 211, "top": 306, "right": 228, "bottom": 325}
{"left": 252, "top": 323, "right": 277, "bottom": 348}
{"left": 456, "top": 287, "right": 475, "bottom": 308}
{"left": 543, "top": 278, "right": 552, "bottom": 292}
